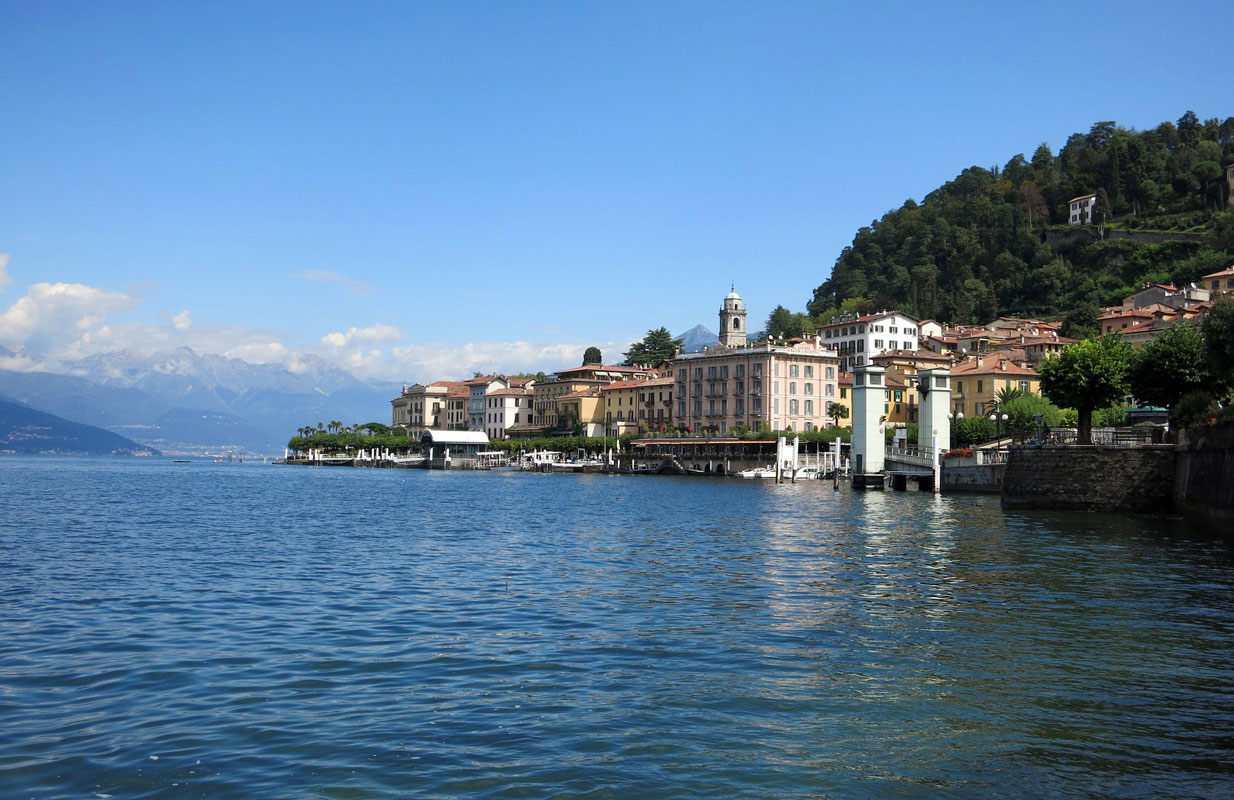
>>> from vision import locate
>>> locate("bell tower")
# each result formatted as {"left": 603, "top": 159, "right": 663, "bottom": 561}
{"left": 718, "top": 285, "right": 747, "bottom": 348}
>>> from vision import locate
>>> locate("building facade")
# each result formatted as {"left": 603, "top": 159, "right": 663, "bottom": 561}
{"left": 950, "top": 356, "right": 1041, "bottom": 419}
{"left": 671, "top": 339, "right": 840, "bottom": 434}
{"left": 1069, "top": 193, "right": 1097, "bottom": 225}
{"left": 391, "top": 381, "right": 464, "bottom": 436}
{"left": 817, "top": 310, "right": 921, "bottom": 372}
{"left": 528, "top": 364, "right": 654, "bottom": 434}
{"left": 601, "top": 376, "right": 674, "bottom": 435}
{"left": 483, "top": 387, "right": 534, "bottom": 440}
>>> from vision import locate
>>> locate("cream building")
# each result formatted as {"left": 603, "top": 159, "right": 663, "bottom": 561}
{"left": 483, "top": 387, "right": 535, "bottom": 440}
{"left": 391, "top": 381, "right": 464, "bottom": 436}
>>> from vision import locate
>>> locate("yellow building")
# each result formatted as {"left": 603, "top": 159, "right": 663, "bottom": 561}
{"left": 557, "top": 388, "right": 605, "bottom": 437}
{"left": 950, "top": 356, "right": 1040, "bottom": 419}
{"left": 600, "top": 376, "right": 674, "bottom": 435}
{"left": 527, "top": 363, "right": 653, "bottom": 434}
{"left": 1200, "top": 267, "right": 1234, "bottom": 296}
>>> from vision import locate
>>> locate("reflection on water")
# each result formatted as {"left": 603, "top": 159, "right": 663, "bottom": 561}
{"left": 1, "top": 456, "right": 1232, "bottom": 799}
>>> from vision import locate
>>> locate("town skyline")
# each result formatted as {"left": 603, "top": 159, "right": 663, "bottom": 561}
{"left": 1, "top": 2, "right": 1229, "bottom": 383}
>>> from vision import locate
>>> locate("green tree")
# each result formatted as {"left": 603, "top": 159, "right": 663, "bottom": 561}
{"left": 623, "top": 327, "right": 684, "bottom": 366}
{"left": 1128, "top": 323, "right": 1210, "bottom": 425}
{"left": 1203, "top": 297, "right": 1234, "bottom": 399}
{"left": 826, "top": 401, "right": 849, "bottom": 423}
{"left": 765, "top": 306, "right": 815, "bottom": 339}
{"left": 1038, "top": 334, "right": 1133, "bottom": 444}
{"left": 1061, "top": 301, "right": 1100, "bottom": 339}
{"left": 582, "top": 346, "right": 603, "bottom": 365}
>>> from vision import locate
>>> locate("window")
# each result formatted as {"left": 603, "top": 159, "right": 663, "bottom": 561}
{"left": 736, "top": 398, "right": 744, "bottom": 414}
{"left": 904, "top": 341, "right": 912, "bottom": 350}
{"left": 875, "top": 339, "right": 884, "bottom": 349}
{"left": 889, "top": 326, "right": 898, "bottom": 334}
{"left": 789, "top": 364, "right": 799, "bottom": 378}
{"left": 736, "top": 380, "right": 744, "bottom": 394}
{"left": 752, "top": 397, "right": 762, "bottom": 412}
{"left": 789, "top": 399, "right": 798, "bottom": 415}
{"left": 708, "top": 366, "right": 717, "bottom": 379}
{"left": 678, "top": 401, "right": 686, "bottom": 415}
{"left": 840, "top": 387, "right": 847, "bottom": 399}
{"left": 977, "top": 380, "right": 983, "bottom": 393}
{"left": 693, "top": 400, "right": 702, "bottom": 416}
{"left": 804, "top": 399, "right": 813, "bottom": 415}
{"left": 826, "top": 384, "right": 834, "bottom": 396}
{"left": 720, "top": 366, "right": 728, "bottom": 379}
{"left": 678, "top": 368, "right": 686, "bottom": 381}
{"left": 752, "top": 363, "right": 762, "bottom": 376}
{"left": 1019, "top": 380, "right": 1030, "bottom": 393}
{"left": 804, "top": 365, "right": 813, "bottom": 378}
{"left": 708, "top": 399, "right": 715, "bottom": 415}
{"left": 825, "top": 366, "right": 834, "bottom": 379}
{"left": 773, "top": 381, "right": 779, "bottom": 394}
{"left": 694, "top": 367, "right": 703, "bottom": 379}
{"left": 805, "top": 383, "right": 814, "bottom": 395}
{"left": 736, "top": 364, "right": 745, "bottom": 378}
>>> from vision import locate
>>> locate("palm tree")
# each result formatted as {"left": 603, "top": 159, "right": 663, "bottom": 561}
{"left": 995, "top": 386, "right": 1025, "bottom": 405}
{"left": 316, "top": 422, "right": 325, "bottom": 434}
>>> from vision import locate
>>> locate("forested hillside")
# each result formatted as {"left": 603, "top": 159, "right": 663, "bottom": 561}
{"left": 807, "top": 112, "right": 1234, "bottom": 325}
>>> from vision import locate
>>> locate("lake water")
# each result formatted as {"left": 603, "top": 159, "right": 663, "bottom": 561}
{"left": 1, "top": 455, "right": 1232, "bottom": 799}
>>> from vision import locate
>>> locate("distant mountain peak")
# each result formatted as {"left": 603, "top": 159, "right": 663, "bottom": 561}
{"left": 676, "top": 324, "right": 718, "bottom": 353}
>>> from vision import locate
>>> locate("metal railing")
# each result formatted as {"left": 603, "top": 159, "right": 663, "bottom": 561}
{"left": 1044, "top": 427, "right": 1165, "bottom": 446}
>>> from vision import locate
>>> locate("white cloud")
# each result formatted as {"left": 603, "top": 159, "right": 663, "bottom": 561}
{"left": 0, "top": 353, "right": 47, "bottom": 373}
{"left": 292, "top": 269, "right": 376, "bottom": 297}
{"left": 0, "top": 254, "right": 11, "bottom": 294}
{"left": 0, "top": 281, "right": 138, "bottom": 357}
{"left": 320, "top": 323, "right": 405, "bottom": 349}
{"left": 172, "top": 309, "right": 192, "bottom": 330}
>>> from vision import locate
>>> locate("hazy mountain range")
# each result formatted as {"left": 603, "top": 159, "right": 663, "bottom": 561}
{"left": 0, "top": 345, "right": 401, "bottom": 455}
{"left": 0, "top": 395, "right": 159, "bottom": 456}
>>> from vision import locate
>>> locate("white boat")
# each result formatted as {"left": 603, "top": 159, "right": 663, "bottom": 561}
{"left": 736, "top": 465, "right": 778, "bottom": 479}
{"left": 390, "top": 454, "right": 426, "bottom": 467}
{"left": 793, "top": 465, "right": 825, "bottom": 480}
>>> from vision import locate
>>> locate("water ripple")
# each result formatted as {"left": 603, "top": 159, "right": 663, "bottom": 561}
{"left": 1, "top": 457, "right": 1233, "bottom": 798}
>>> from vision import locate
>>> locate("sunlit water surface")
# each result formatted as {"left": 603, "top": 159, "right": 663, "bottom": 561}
{"left": 1, "top": 456, "right": 1232, "bottom": 799}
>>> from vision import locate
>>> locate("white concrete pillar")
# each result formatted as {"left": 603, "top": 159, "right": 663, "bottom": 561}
{"left": 916, "top": 367, "right": 952, "bottom": 456}
{"left": 852, "top": 364, "right": 886, "bottom": 475}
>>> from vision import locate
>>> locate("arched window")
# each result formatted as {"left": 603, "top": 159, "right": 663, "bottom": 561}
{"left": 734, "top": 318, "right": 741, "bottom": 330}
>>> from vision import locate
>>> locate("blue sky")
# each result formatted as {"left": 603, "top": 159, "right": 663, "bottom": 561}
{"left": 0, "top": 0, "right": 1228, "bottom": 382}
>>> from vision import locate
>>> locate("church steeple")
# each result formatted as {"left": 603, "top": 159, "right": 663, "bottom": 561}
{"left": 718, "top": 285, "right": 747, "bottom": 348}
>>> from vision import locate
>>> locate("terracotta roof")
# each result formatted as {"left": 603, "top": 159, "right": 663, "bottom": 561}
{"left": 871, "top": 349, "right": 950, "bottom": 363}
{"left": 599, "top": 376, "right": 673, "bottom": 392}
{"left": 559, "top": 388, "right": 601, "bottom": 400}
{"left": 428, "top": 381, "right": 467, "bottom": 393}
{"left": 817, "top": 310, "right": 919, "bottom": 328}
{"left": 489, "top": 387, "right": 532, "bottom": 397}
{"left": 1202, "top": 267, "right": 1234, "bottom": 279}
{"left": 951, "top": 357, "right": 1038, "bottom": 377}
{"left": 553, "top": 363, "right": 646, "bottom": 376}
{"left": 1099, "top": 309, "right": 1154, "bottom": 321}
{"left": 1069, "top": 192, "right": 1097, "bottom": 202}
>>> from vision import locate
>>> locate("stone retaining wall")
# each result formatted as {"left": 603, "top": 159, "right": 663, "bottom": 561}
{"left": 1000, "top": 445, "right": 1176, "bottom": 512}
{"left": 1173, "top": 425, "right": 1234, "bottom": 532}
{"left": 942, "top": 463, "right": 1005, "bottom": 493}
